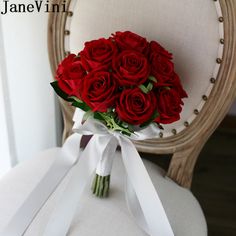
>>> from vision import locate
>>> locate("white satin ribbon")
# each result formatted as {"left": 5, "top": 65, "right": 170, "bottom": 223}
{"left": 42, "top": 114, "right": 174, "bottom": 236}
{"left": 0, "top": 109, "right": 174, "bottom": 236}
{"left": 0, "top": 133, "right": 82, "bottom": 236}
{"left": 42, "top": 135, "right": 118, "bottom": 236}
{"left": 119, "top": 136, "right": 173, "bottom": 236}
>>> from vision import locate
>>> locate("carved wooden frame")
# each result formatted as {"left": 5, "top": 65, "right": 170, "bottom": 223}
{"left": 48, "top": 0, "right": 236, "bottom": 188}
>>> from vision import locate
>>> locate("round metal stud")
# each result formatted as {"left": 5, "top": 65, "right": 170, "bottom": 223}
{"left": 220, "top": 38, "right": 224, "bottom": 44}
{"left": 172, "top": 129, "right": 177, "bottom": 135}
{"left": 184, "top": 121, "right": 189, "bottom": 127}
{"left": 67, "top": 11, "right": 73, "bottom": 17}
{"left": 216, "top": 58, "right": 222, "bottom": 64}
{"left": 64, "top": 30, "right": 70, "bottom": 35}
{"left": 159, "top": 132, "right": 163, "bottom": 138}
{"left": 210, "top": 78, "right": 216, "bottom": 84}
{"left": 202, "top": 95, "right": 208, "bottom": 101}
{"left": 194, "top": 109, "right": 199, "bottom": 115}
{"left": 218, "top": 17, "right": 224, "bottom": 22}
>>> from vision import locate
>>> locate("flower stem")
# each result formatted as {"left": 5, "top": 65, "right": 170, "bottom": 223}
{"left": 92, "top": 174, "right": 110, "bottom": 198}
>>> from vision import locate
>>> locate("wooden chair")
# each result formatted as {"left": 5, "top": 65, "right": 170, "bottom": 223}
{"left": 0, "top": 0, "right": 235, "bottom": 235}
{"left": 49, "top": 0, "right": 236, "bottom": 188}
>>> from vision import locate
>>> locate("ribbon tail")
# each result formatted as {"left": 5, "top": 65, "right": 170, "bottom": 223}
{"left": 42, "top": 135, "right": 118, "bottom": 236}
{"left": 0, "top": 133, "right": 82, "bottom": 236}
{"left": 118, "top": 136, "right": 174, "bottom": 236}
{"left": 125, "top": 175, "right": 150, "bottom": 235}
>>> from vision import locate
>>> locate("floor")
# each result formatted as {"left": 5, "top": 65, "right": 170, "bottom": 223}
{"left": 142, "top": 122, "right": 236, "bottom": 236}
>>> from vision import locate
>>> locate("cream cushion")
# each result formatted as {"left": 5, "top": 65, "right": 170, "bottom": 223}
{"left": 0, "top": 151, "right": 207, "bottom": 236}
{"left": 66, "top": 0, "right": 223, "bottom": 137}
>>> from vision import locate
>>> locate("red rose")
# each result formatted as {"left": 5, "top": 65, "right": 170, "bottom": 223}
{"left": 112, "top": 31, "right": 149, "bottom": 54}
{"left": 80, "top": 38, "right": 117, "bottom": 71}
{"left": 56, "top": 54, "right": 86, "bottom": 96}
{"left": 149, "top": 41, "right": 173, "bottom": 60}
{"left": 155, "top": 88, "right": 183, "bottom": 124}
{"left": 116, "top": 88, "right": 157, "bottom": 125}
{"left": 153, "top": 72, "right": 188, "bottom": 99}
{"left": 171, "top": 73, "right": 188, "bottom": 99}
{"left": 151, "top": 53, "right": 174, "bottom": 80}
{"left": 80, "top": 71, "right": 118, "bottom": 112}
{"left": 113, "top": 50, "right": 150, "bottom": 86}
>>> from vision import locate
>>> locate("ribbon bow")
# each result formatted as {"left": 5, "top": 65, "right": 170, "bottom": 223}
{"left": 1, "top": 109, "right": 174, "bottom": 236}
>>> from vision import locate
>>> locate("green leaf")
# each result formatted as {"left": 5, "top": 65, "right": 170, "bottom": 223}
{"left": 72, "top": 101, "right": 91, "bottom": 112}
{"left": 139, "top": 85, "right": 149, "bottom": 94}
{"left": 148, "top": 76, "right": 157, "bottom": 83}
{"left": 164, "top": 86, "right": 171, "bottom": 90}
{"left": 152, "top": 110, "right": 159, "bottom": 120}
{"left": 147, "top": 82, "right": 153, "bottom": 91}
{"left": 139, "top": 82, "right": 154, "bottom": 94}
{"left": 94, "top": 112, "right": 105, "bottom": 121}
{"left": 51, "top": 81, "right": 91, "bottom": 112}
{"left": 68, "top": 96, "right": 83, "bottom": 103}
{"left": 50, "top": 81, "right": 73, "bottom": 102}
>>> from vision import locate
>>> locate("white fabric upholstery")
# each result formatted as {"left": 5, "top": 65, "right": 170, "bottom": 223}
{"left": 66, "top": 0, "right": 221, "bottom": 136}
{"left": 0, "top": 151, "right": 207, "bottom": 236}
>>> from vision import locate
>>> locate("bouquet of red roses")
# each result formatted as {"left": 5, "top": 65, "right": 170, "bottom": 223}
{"left": 51, "top": 31, "right": 187, "bottom": 197}
{"left": 52, "top": 31, "right": 187, "bottom": 132}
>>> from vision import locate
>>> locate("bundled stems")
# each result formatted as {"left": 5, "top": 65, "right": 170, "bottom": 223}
{"left": 92, "top": 174, "right": 110, "bottom": 198}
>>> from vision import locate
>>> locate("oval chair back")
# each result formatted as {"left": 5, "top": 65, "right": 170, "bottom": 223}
{"left": 48, "top": 0, "right": 236, "bottom": 188}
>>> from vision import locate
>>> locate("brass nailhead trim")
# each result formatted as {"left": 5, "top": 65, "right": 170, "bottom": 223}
{"left": 194, "top": 109, "right": 199, "bottom": 115}
{"left": 220, "top": 38, "right": 224, "bottom": 44}
{"left": 218, "top": 17, "right": 224, "bottom": 22}
{"left": 184, "top": 121, "right": 189, "bottom": 127}
{"left": 172, "top": 129, "right": 177, "bottom": 135}
{"left": 67, "top": 11, "right": 73, "bottom": 17}
{"left": 64, "top": 30, "right": 70, "bottom": 35}
{"left": 202, "top": 95, "right": 208, "bottom": 101}
{"left": 210, "top": 78, "right": 216, "bottom": 84}
{"left": 159, "top": 132, "right": 163, "bottom": 138}
{"left": 216, "top": 58, "right": 222, "bottom": 64}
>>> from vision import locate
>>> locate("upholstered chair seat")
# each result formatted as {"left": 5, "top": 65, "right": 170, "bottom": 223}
{"left": 0, "top": 151, "right": 207, "bottom": 236}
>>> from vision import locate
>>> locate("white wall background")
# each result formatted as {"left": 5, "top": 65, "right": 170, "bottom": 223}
{"left": 0, "top": 0, "right": 61, "bottom": 177}
{"left": 0, "top": 19, "right": 12, "bottom": 177}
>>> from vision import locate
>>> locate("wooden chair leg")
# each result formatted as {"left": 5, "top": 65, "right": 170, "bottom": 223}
{"left": 167, "top": 140, "right": 205, "bottom": 189}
